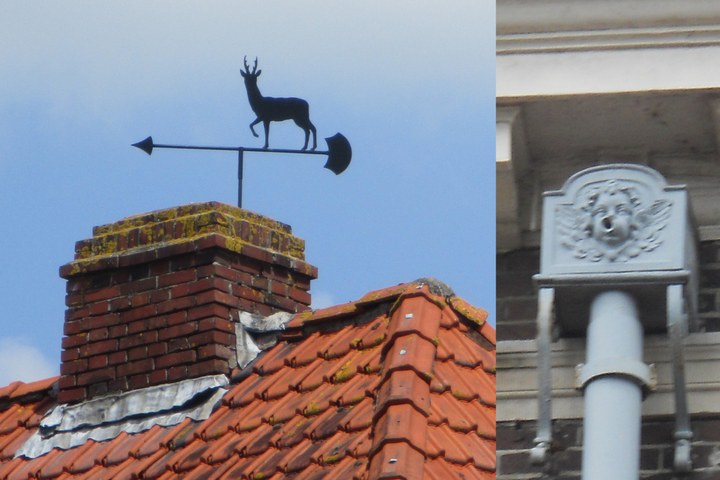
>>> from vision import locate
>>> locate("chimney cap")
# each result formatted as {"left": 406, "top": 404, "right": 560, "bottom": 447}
{"left": 60, "top": 202, "right": 315, "bottom": 279}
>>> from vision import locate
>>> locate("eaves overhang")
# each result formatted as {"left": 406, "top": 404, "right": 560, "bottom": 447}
{"left": 496, "top": 0, "right": 720, "bottom": 252}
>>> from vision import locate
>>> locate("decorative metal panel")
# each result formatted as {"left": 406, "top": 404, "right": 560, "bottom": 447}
{"left": 541, "top": 164, "right": 692, "bottom": 277}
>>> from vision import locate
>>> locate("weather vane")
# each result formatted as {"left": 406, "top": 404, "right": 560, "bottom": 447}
{"left": 132, "top": 56, "right": 351, "bottom": 208}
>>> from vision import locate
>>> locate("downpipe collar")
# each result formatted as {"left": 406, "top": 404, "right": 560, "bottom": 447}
{"left": 576, "top": 358, "right": 657, "bottom": 397}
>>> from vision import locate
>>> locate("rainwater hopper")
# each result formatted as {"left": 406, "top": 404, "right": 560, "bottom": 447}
{"left": 530, "top": 164, "right": 698, "bottom": 477}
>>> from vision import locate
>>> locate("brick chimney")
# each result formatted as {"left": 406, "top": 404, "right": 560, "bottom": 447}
{"left": 57, "top": 202, "right": 316, "bottom": 404}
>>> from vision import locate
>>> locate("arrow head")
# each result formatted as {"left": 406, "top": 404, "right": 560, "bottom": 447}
{"left": 132, "top": 136, "right": 155, "bottom": 155}
{"left": 323, "top": 133, "right": 351, "bottom": 175}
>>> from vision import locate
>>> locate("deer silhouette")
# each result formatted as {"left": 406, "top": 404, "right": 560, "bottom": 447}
{"left": 240, "top": 57, "right": 317, "bottom": 151}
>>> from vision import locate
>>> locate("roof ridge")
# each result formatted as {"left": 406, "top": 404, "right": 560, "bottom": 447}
{"left": 367, "top": 291, "right": 442, "bottom": 478}
{"left": 0, "top": 376, "right": 58, "bottom": 404}
{"left": 288, "top": 278, "right": 491, "bottom": 331}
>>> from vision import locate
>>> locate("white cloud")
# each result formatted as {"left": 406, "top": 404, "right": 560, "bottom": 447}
{"left": 310, "top": 290, "right": 336, "bottom": 310}
{"left": 0, "top": 337, "right": 57, "bottom": 386}
{"left": 0, "top": 1, "right": 489, "bottom": 117}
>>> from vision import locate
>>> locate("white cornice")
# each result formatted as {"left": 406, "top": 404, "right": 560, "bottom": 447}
{"left": 498, "top": 0, "right": 720, "bottom": 36}
{"left": 498, "top": 26, "right": 720, "bottom": 55}
{"left": 498, "top": 0, "right": 720, "bottom": 54}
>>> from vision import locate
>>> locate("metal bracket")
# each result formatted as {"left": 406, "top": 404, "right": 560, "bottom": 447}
{"left": 575, "top": 360, "right": 657, "bottom": 394}
{"left": 531, "top": 287, "right": 555, "bottom": 465}
{"left": 667, "top": 284, "right": 693, "bottom": 472}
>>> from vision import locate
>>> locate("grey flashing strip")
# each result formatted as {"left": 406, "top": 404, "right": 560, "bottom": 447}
{"left": 236, "top": 311, "right": 292, "bottom": 369}
{"left": 238, "top": 311, "right": 292, "bottom": 332}
{"left": 16, "top": 374, "right": 228, "bottom": 459}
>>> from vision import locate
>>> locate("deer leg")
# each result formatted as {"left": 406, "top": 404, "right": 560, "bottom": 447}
{"left": 295, "top": 118, "right": 316, "bottom": 151}
{"left": 309, "top": 122, "right": 317, "bottom": 151}
{"left": 301, "top": 129, "right": 309, "bottom": 151}
{"left": 263, "top": 121, "right": 270, "bottom": 149}
{"left": 249, "top": 118, "right": 261, "bottom": 138}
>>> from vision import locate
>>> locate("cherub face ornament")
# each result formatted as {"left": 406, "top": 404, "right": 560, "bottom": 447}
{"left": 557, "top": 179, "right": 671, "bottom": 263}
{"left": 590, "top": 190, "right": 634, "bottom": 247}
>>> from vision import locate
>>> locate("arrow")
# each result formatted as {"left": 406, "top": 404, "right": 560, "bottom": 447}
{"left": 132, "top": 133, "right": 352, "bottom": 207}
{"left": 132, "top": 133, "right": 351, "bottom": 174}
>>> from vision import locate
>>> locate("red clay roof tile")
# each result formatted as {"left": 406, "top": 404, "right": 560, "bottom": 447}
{"left": 175, "top": 462, "right": 216, "bottom": 480}
{"left": 0, "top": 428, "right": 26, "bottom": 461}
{"left": 286, "top": 301, "right": 358, "bottom": 328}
{"left": 294, "top": 357, "right": 339, "bottom": 393}
{"left": 449, "top": 296, "right": 489, "bottom": 327}
{"left": 372, "top": 403, "right": 428, "bottom": 455}
{"left": 272, "top": 415, "right": 311, "bottom": 450}
{"left": 206, "top": 458, "right": 238, "bottom": 480}
{"left": 339, "top": 397, "right": 374, "bottom": 433}
{"left": 8, "top": 377, "right": 58, "bottom": 401}
{"left": 130, "top": 425, "right": 168, "bottom": 459}
{"left": 305, "top": 406, "right": 349, "bottom": 442}
{"left": 261, "top": 392, "right": 311, "bottom": 427}
{"left": 426, "top": 423, "right": 496, "bottom": 470}
{"left": 37, "top": 448, "right": 71, "bottom": 479}
{"left": 368, "top": 440, "right": 426, "bottom": 480}
{"left": 281, "top": 437, "right": 321, "bottom": 473}
{"left": 384, "top": 333, "right": 436, "bottom": 381}
{"left": 0, "top": 280, "right": 494, "bottom": 479}
{"left": 194, "top": 405, "right": 235, "bottom": 442}
{"left": 385, "top": 294, "right": 442, "bottom": 346}
{"left": 375, "top": 369, "right": 431, "bottom": 419}
{"left": 199, "top": 431, "right": 238, "bottom": 465}
{"left": 283, "top": 331, "right": 322, "bottom": 367}
{"left": 250, "top": 340, "right": 295, "bottom": 375}
{"left": 101, "top": 431, "right": 136, "bottom": 467}
{"left": 425, "top": 456, "right": 496, "bottom": 480}
{"left": 297, "top": 381, "right": 334, "bottom": 417}
{"left": 356, "top": 283, "right": 411, "bottom": 306}
{"left": 171, "top": 438, "right": 212, "bottom": 473}
{"left": 224, "top": 372, "right": 263, "bottom": 408}
{"left": 330, "top": 371, "right": 376, "bottom": 408}
{"left": 354, "top": 315, "right": 389, "bottom": 349}
{"left": 317, "top": 324, "right": 363, "bottom": 360}
{"left": 0, "top": 383, "right": 22, "bottom": 402}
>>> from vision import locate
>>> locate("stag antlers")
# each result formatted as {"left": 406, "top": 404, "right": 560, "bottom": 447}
{"left": 242, "top": 56, "right": 260, "bottom": 77}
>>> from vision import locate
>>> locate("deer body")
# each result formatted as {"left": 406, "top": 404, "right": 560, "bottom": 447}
{"left": 241, "top": 58, "right": 317, "bottom": 151}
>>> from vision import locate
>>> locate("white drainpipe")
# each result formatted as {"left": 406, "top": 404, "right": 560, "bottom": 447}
{"left": 580, "top": 290, "right": 647, "bottom": 480}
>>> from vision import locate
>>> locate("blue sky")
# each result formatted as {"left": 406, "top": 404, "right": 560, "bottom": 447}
{"left": 0, "top": 1, "right": 495, "bottom": 384}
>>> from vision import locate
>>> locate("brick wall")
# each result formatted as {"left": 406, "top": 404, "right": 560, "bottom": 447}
{"left": 496, "top": 248, "right": 540, "bottom": 342}
{"left": 498, "top": 416, "right": 720, "bottom": 479}
{"left": 699, "top": 240, "right": 720, "bottom": 332}
{"left": 497, "top": 240, "right": 720, "bottom": 477}
{"left": 57, "top": 202, "right": 317, "bottom": 404}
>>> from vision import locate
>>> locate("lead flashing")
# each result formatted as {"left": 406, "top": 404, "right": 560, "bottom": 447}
{"left": 236, "top": 311, "right": 293, "bottom": 368}
{"left": 16, "top": 374, "right": 228, "bottom": 459}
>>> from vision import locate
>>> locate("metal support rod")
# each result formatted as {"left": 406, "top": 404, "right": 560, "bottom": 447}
{"left": 237, "top": 149, "right": 244, "bottom": 208}
{"left": 667, "top": 284, "right": 692, "bottom": 471}
{"left": 530, "top": 287, "right": 555, "bottom": 464}
{"left": 150, "top": 142, "right": 332, "bottom": 156}
{"left": 581, "top": 291, "right": 644, "bottom": 480}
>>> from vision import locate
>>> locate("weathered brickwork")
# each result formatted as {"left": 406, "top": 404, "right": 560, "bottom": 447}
{"left": 699, "top": 240, "right": 720, "bottom": 333}
{"left": 58, "top": 202, "right": 317, "bottom": 404}
{"left": 497, "top": 240, "right": 720, "bottom": 477}
{"left": 498, "top": 417, "right": 720, "bottom": 479}
{"left": 496, "top": 248, "right": 540, "bottom": 341}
